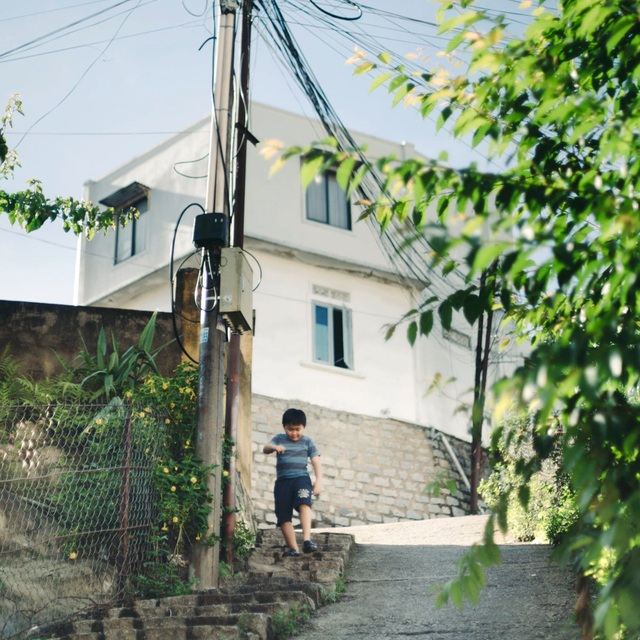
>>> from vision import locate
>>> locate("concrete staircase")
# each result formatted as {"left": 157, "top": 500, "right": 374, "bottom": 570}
{"left": 32, "top": 530, "right": 354, "bottom": 640}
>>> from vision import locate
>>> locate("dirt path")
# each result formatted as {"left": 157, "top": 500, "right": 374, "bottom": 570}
{"left": 297, "top": 515, "right": 579, "bottom": 640}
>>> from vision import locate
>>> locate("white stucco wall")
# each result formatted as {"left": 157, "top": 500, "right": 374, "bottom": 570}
{"left": 248, "top": 250, "right": 419, "bottom": 422}
{"left": 76, "top": 119, "right": 209, "bottom": 307}
{"left": 76, "top": 103, "right": 414, "bottom": 308}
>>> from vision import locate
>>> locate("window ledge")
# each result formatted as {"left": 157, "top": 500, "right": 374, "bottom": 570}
{"left": 300, "top": 360, "right": 365, "bottom": 379}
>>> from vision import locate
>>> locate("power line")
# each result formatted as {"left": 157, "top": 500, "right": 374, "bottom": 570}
{"left": 0, "top": 0, "right": 137, "bottom": 60}
{"left": 0, "top": 19, "right": 207, "bottom": 64}
{"left": 12, "top": 0, "right": 145, "bottom": 150}
{"left": 255, "top": 0, "right": 467, "bottom": 287}
{"left": 0, "top": 0, "right": 160, "bottom": 62}
{"left": 6, "top": 130, "right": 207, "bottom": 136}
{"left": 0, "top": 225, "right": 201, "bottom": 277}
{"left": 0, "top": 0, "right": 119, "bottom": 24}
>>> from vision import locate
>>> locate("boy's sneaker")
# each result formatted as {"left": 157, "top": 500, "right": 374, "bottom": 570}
{"left": 282, "top": 548, "right": 301, "bottom": 557}
{"left": 303, "top": 540, "right": 318, "bottom": 553}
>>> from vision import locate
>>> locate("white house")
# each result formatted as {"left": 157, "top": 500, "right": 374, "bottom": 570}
{"left": 75, "top": 102, "right": 517, "bottom": 445}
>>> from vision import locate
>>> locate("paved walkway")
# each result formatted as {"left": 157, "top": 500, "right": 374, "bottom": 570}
{"left": 297, "top": 515, "right": 580, "bottom": 640}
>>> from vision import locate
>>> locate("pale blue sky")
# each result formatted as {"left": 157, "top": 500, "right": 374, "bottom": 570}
{"left": 0, "top": 0, "right": 532, "bottom": 304}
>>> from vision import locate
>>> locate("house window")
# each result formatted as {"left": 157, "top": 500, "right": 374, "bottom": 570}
{"left": 99, "top": 182, "right": 150, "bottom": 265}
{"left": 114, "top": 196, "right": 148, "bottom": 263}
{"left": 305, "top": 169, "right": 351, "bottom": 230}
{"left": 313, "top": 302, "right": 353, "bottom": 369}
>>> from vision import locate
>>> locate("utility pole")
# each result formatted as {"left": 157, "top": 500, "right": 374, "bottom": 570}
{"left": 223, "top": 0, "right": 254, "bottom": 565}
{"left": 192, "top": 0, "right": 238, "bottom": 590}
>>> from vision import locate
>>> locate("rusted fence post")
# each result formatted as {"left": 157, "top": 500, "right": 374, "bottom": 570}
{"left": 115, "top": 407, "right": 133, "bottom": 600}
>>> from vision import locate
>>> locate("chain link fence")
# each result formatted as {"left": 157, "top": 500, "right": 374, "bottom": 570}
{"left": 0, "top": 402, "right": 164, "bottom": 638}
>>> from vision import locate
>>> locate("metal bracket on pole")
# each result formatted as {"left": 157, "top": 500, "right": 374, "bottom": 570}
{"left": 221, "top": 0, "right": 239, "bottom": 11}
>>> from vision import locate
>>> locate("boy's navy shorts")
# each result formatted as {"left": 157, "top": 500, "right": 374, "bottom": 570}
{"left": 274, "top": 475, "right": 313, "bottom": 526}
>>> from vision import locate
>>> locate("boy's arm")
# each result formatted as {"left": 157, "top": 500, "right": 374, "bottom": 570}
{"left": 263, "top": 441, "right": 285, "bottom": 454}
{"left": 311, "top": 455, "right": 323, "bottom": 496}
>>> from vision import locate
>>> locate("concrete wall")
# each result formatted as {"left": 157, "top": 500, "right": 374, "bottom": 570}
{"left": 250, "top": 395, "right": 472, "bottom": 530}
{"left": 0, "top": 300, "right": 183, "bottom": 380}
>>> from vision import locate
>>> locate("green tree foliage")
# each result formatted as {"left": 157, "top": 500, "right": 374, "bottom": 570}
{"left": 278, "top": 0, "right": 640, "bottom": 636}
{"left": 0, "top": 94, "right": 134, "bottom": 238}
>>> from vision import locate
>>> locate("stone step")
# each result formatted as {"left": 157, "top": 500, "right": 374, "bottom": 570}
{"left": 247, "top": 557, "right": 347, "bottom": 580}
{"left": 257, "top": 529, "right": 354, "bottom": 550}
{"left": 44, "top": 612, "right": 270, "bottom": 640}
{"left": 35, "top": 530, "right": 354, "bottom": 640}
{"left": 118, "top": 587, "right": 315, "bottom": 615}
{"left": 222, "top": 574, "right": 325, "bottom": 607}
{"left": 45, "top": 624, "right": 246, "bottom": 640}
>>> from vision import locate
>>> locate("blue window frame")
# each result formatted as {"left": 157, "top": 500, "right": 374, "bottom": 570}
{"left": 313, "top": 302, "right": 353, "bottom": 369}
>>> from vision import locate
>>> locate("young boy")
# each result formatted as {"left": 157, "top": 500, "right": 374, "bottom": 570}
{"left": 263, "top": 408, "right": 323, "bottom": 557}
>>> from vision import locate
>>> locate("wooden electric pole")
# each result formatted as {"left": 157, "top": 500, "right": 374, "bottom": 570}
{"left": 223, "top": 0, "right": 254, "bottom": 565}
{"left": 192, "top": 0, "right": 238, "bottom": 590}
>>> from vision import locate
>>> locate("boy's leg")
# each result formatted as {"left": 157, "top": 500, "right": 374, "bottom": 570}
{"left": 298, "top": 503, "right": 312, "bottom": 541}
{"left": 280, "top": 521, "right": 299, "bottom": 552}
{"left": 275, "top": 478, "right": 299, "bottom": 554}
{"left": 294, "top": 475, "right": 317, "bottom": 552}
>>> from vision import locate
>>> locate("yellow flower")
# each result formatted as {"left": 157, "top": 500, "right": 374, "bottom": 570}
{"left": 162, "top": 382, "right": 169, "bottom": 390}
{"left": 139, "top": 411, "right": 146, "bottom": 418}
{"left": 165, "top": 419, "right": 171, "bottom": 424}
{"left": 172, "top": 516, "right": 179, "bottom": 524}
{"left": 223, "top": 470, "right": 229, "bottom": 477}
{"left": 69, "top": 552, "right": 77, "bottom": 560}
{"left": 125, "top": 390, "right": 133, "bottom": 398}
{"left": 95, "top": 418, "right": 103, "bottom": 426}
{"left": 196, "top": 535, "right": 201, "bottom": 541}
{"left": 170, "top": 403, "right": 176, "bottom": 409}
{"left": 145, "top": 407, "right": 152, "bottom": 413}
{"left": 174, "top": 467, "right": 178, "bottom": 471}
{"left": 190, "top": 476, "right": 197, "bottom": 484}
{"left": 163, "top": 467, "right": 169, "bottom": 474}
{"left": 162, "top": 524, "right": 168, "bottom": 531}
{"left": 179, "top": 387, "right": 184, "bottom": 394}
{"left": 184, "top": 387, "right": 193, "bottom": 395}
{"left": 170, "top": 486, "right": 177, "bottom": 492}
{"left": 185, "top": 440, "right": 190, "bottom": 446}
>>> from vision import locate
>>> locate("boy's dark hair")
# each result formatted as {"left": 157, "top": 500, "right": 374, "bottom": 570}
{"left": 282, "top": 408, "right": 306, "bottom": 427}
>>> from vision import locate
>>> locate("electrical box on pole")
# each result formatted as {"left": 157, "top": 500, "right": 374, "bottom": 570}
{"left": 193, "top": 213, "right": 229, "bottom": 249}
{"left": 220, "top": 247, "right": 253, "bottom": 334}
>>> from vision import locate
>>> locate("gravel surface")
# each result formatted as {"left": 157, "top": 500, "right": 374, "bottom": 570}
{"left": 298, "top": 515, "right": 579, "bottom": 640}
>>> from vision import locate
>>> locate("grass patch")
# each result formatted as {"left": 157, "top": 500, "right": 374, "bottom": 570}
{"left": 321, "top": 574, "right": 347, "bottom": 604}
{"left": 271, "top": 604, "right": 313, "bottom": 639}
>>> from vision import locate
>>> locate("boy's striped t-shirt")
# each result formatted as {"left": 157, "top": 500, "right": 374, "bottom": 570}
{"left": 269, "top": 433, "right": 319, "bottom": 479}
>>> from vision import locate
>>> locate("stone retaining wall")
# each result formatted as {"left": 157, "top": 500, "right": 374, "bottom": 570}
{"left": 250, "top": 395, "right": 472, "bottom": 529}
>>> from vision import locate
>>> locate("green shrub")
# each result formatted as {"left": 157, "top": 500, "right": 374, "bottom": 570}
{"left": 479, "top": 411, "right": 579, "bottom": 545}
{"left": 132, "top": 363, "right": 215, "bottom": 553}
{"left": 128, "top": 531, "right": 195, "bottom": 599}
{"left": 229, "top": 518, "right": 256, "bottom": 562}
